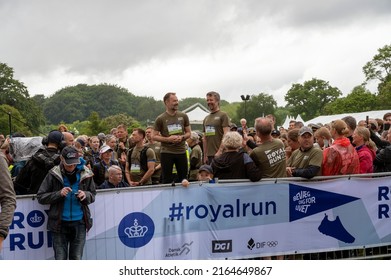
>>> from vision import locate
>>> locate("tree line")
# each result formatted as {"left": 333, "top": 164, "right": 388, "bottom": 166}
{"left": 1, "top": 44, "right": 390, "bottom": 136}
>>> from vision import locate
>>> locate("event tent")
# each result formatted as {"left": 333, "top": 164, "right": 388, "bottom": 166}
{"left": 182, "top": 103, "right": 210, "bottom": 125}
{"left": 303, "top": 110, "right": 391, "bottom": 126}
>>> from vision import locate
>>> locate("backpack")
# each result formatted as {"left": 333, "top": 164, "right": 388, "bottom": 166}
{"left": 127, "top": 146, "right": 149, "bottom": 172}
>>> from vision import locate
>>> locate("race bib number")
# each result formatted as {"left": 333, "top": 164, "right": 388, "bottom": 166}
{"left": 167, "top": 124, "right": 182, "bottom": 135}
{"left": 205, "top": 125, "right": 216, "bottom": 136}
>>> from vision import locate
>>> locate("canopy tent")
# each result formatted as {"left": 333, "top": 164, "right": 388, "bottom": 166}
{"left": 303, "top": 110, "right": 391, "bottom": 127}
{"left": 182, "top": 103, "right": 210, "bottom": 125}
{"left": 280, "top": 115, "right": 303, "bottom": 129}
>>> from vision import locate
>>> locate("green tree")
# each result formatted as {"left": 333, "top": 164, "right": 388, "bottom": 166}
{"left": 324, "top": 86, "right": 377, "bottom": 114}
{"left": 284, "top": 78, "right": 342, "bottom": 121}
{"left": 101, "top": 113, "right": 141, "bottom": 134}
{"left": 236, "top": 93, "right": 277, "bottom": 125}
{"left": 0, "top": 63, "right": 45, "bottom": 132}
{"left": 0, "top": 104, "right": 31, "bottom": 136}
{"left": 86, "top": 111, "right": 105, "bottom": 136}
{"left": 363, "top": 44, "right": 391, "bottom": 90}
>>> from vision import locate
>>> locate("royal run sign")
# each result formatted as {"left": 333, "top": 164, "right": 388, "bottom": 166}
{"left": 3, "top": 176, "right": 391, "bottom": 260}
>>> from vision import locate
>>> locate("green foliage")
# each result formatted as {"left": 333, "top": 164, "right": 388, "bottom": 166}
{"left": 86, "top": 111, "right": 104, "bottom": 136}
{"left": 236, "top": 93, "right": 277, "bottom": 125}
{"left": 179, "top": 97, "right": 207, "bottom": 111}
{"left": 363, "top": 44, "right": 391, "bottom": 85}
{"left": 221, "top": 102, "right": 239, "bottom": 124}
{"left": 376, "top": 79, "right": 391, "bottom": 109}
{"left": 0, "top": 104, "right": 31, "bottom": 136}
{"left": 324, "top": 86, "right": 377, "bottom": 114}
{"left": 284, "top": 78, "right": 342, "bottom": 121}
{"left": 0, "top": 63, "right": 45, "bottom": 132}
{"left": 101, "top": 113, "right": 141, "bottom": 134}
{"left": 274, "top": 107, "right": 293, "bottom": 127}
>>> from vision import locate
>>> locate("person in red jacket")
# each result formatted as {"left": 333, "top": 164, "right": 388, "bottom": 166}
{"left": 322, "top": 119, "right": 360, "bottom": 176}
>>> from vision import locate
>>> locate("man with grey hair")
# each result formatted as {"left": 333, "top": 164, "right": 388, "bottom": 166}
{"left": 99, "top": 165, "right": 130, "bottom": 189}
{"left": 202, "top": 91, "right": 230, "bottom": 165}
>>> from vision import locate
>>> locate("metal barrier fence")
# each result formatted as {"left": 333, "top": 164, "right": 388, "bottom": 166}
{"left": 14, "top": 172, "right": 391, "bottom": 260}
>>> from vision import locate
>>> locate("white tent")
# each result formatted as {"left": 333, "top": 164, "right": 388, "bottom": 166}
{"left": 182, "top": 103, "right": 210, "bottom": 124}
{"left": 304, "top": 110, "right": 391, "bottom": 126}
{"left": 281, "top": 115, "right": 295, "bottom": 129}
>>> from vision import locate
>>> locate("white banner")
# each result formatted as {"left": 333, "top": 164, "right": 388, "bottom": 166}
{"left": 3, "top": 176, "right": 391, "bottom": 259}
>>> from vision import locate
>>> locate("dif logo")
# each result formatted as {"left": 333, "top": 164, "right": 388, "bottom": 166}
{"left": 212, "top": 240, "right": 232, "bottom": 253}
{"left": 118, "top": 212, "right": 155, "bottom": 248}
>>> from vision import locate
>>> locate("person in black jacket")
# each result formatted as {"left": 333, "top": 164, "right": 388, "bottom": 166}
{"left": 211, "top": 131, "right": 261, "bottom": 182}
{"left": 37, "top": 146, "right": 96, "bottom": 260}
{"left": 14, "top": 130, "right": 64, "bottom": 195}
{"left": 373, "top": 129, "right": 391, "bottom": 173}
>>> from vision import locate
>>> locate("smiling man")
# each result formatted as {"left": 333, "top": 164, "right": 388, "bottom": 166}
{"left": 202, "top": 91, "right": 230, "bottom": 165}
{"left": 286, "top": 126, "right": 323, "bottom": 179}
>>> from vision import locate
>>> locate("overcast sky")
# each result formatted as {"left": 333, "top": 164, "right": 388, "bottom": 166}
{"left": 1, "top": 0, "right": 390, "bottom": 106}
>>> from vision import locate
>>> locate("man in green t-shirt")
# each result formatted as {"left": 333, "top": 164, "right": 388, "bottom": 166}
{"left": 153, "top": 92, "right": 191, "bottom": 184}
{"left": 286, "top": 126, "right": 323, "bottom": 179}
{"left": 202, "top": 91, "right": 230, "bottom": 164}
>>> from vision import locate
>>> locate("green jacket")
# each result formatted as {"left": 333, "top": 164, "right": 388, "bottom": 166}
{"left": 0, "top": 153, "right": 16, "bottom": 239}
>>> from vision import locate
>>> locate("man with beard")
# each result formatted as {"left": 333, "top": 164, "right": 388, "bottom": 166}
{"left": 152, "top": 92, "right": 191, "bottom": 184}
{"left": 202, "top": 91, "right": 230, "bottom": 165}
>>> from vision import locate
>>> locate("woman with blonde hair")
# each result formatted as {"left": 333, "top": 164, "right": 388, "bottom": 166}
{"left": 352, "top": 126, "right": 376, "bottom": 174}
{"left": 322, "top": 119, "right": 360, "bottom": 176}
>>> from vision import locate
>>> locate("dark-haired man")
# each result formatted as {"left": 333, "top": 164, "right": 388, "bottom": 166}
{"left": 152, "top": 92, "right": 191, "bottom": 184}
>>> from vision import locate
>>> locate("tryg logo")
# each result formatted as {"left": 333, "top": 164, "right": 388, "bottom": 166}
{"left": 212, "top": 240, "right": 232, "bottom": 253}
{"left": 247, "top": 238, "right": 278, "bottom": 250}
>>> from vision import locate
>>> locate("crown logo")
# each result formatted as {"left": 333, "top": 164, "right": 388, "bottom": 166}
{"left": 30, "top": 213, "right": 43, "bottom": 224}
{"left": 124, "top": 219, "right": 148, "bottom": 238}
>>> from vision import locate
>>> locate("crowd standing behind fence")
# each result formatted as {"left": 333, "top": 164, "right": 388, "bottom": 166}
{"left": 2, "top": 107, "right": 391, "bottom": 259}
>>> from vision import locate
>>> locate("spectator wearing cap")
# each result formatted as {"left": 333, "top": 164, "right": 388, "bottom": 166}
{"left": 181, "top": 164, "right": 215, "bottom": 187}
{"left": 187, "top": 131, "right": 203, "bottom": 181}
{"left": 202, "top": 91, "right": 230, "bottom": 165}
{"left": 211, "top": 131, "right": 261, "bottom": 182}
{"left": 230, "top": 123, "right": 238, "bottom": 132}
{"left": 99, "top": 165, "right": 130, "bottom": 189}
{"left": 286, "top": 126, "right": 323, "bottom": 179}
{"left": 92, "top": 144, "right": 119, "bottom": 187}
{"left": 14, "top": 130, "right": 64, "bottom": 195}
{"left": 271, "top": 129, "right": 280, "bottom": 139}
{"left": 322, "top": 119, "right": 360, "bottom": 176}
{"left": 37, "top": 145, "right": 96, "bottom": 260}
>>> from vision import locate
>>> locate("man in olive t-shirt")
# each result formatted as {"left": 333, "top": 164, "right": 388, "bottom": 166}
{"left": 250, "top": 117, "right": 287, "bottom": 179}
{"left": 203, "top": 91, "right": 230, "bottom": 164}
{"left": 153, "top": 92, "right": 191, "bottom": 184}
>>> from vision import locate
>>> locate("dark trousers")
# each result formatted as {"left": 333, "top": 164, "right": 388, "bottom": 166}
{"left": 52, "top": 220, "right": 86, "bottom": 260}
{"left": 160, "top": 152, "right": 188, "bottom": 184}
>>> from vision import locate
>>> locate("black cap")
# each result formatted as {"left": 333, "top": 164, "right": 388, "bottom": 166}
{"left": 198, "top": 164, "right": 213, "bottom": 174}
{"left": 271, "top": 129, "right": 280, "bottom": 136}
{"left": 48, "top": 130, "right": 63, "bottom": 145}
{"left": 61, "top": 146, "right": 81, "bottom": 165}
